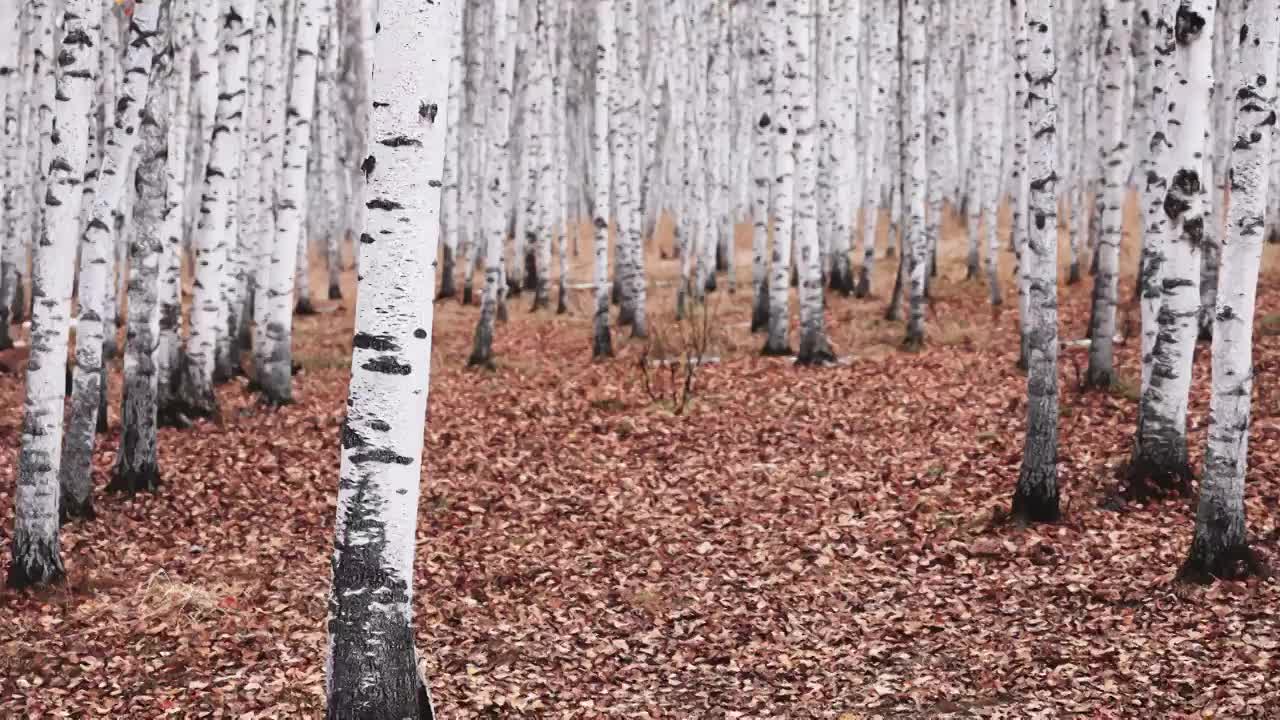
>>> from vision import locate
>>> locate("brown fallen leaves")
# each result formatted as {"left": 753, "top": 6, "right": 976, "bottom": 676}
{"left": 1, "top": 235, "right": 1279, "bottom": 718}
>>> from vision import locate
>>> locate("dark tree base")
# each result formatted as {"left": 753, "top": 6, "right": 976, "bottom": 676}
{"left": 0, "top": 329, "right": 12, "bottom": 351}
{"left": 328, "top": 284, "right": 343, "bottom": 301}
{"left": 750, "top": 286, "right": 769, "bottom": 334}
{"left": 11, "top": 283, "right": 24, "bottom": 325}
{"left": 1083, "top": 366, "right": 1113, "bottom": 391}
{"left": 462, "top": 286, "right": 473, "bottom": 305}
{"left": 60, "top": 493, "right": 97, "bottom": 523}
{"left": 611, "top": 276, "right": 623, "bottom": 305}
{"left": 496, "top": 300, "right": 509, "bottom": 324}
{"left": 108, "top": 463, "right": 161, "bottom": 494}
{"left": 1178, "top": 541, "right": 1266, "bottom": 585}
{"left": 965, "top": 259, "right": 979, "bottom": 280}
{"left": 1067, "top": 262, "right": 1080, "bottom": 285}
{"left": 796, "top": 337, "right": 837, "bottom": 366}
{"left": 761, "top": 340, "right": 793, "bottom": 357}
{"left": 617, "top": 304, "right": 635, "bottom": 326}
{"left": 1011, "top": 473, "right": 1061, "bottom": 525}
{"left": 466, "top": 344, "right": 496, "bottom": 370}
{"left": 630, "top": 321, "right": 648, "bottom": 340}
{"left": 592, "top": 325, "right": 613, "bottom": 360}
{"left": 295, "top": 299, "right": 318, "bottom": 316}
{"left": 1267, "top": 225, "right": 1280, "bottom": 245}
{"left": 854, "top": 268, "right": 871, "bottom": 299}
{"left": 885, "top": 245, "right": 896, "bottom": 259}
{"left": 1123, "top": 452, "right": 1192, "bottom": 502}
{"left": 1197, "top": 318, "right": 1213, "bottom": 344}
{"left": 829, "top": 262, "right": 854, "bottom": 296}
{"left": 6, "top": 537, "right": 65, "bottom": 589}
{"left": 901, "top": 331, "right": 925, "bottom": 352}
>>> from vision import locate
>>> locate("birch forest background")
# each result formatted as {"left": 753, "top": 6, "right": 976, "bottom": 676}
{"left": 4, "top": 0, "right": 1280, "bottom": 716}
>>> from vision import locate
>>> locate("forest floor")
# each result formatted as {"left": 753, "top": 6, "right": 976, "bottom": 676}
{"left": 4, "top": 212, "right": 1280, "bottom": 718}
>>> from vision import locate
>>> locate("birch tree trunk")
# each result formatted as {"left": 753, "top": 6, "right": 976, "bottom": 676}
{"left": 259, "top": 0, "right": 322, "bottom": 405}
{"left": 749, "top": 0, "right": 776, "bottom": 333}
{"left": 9, "top": 0, "right": 95, "bottom": 586}
{"left": 590, "top": 0, "right": 615, "bottom": 359}
{"left": 1128, "top": 0, "right": 1215, "bottom": 498}
{"left": 1011, "top": 0, "right": 1032, "bottom": 370}
{"left": 1085, "top": 0, "right": 1132, "bottom": 388}
{"left": 65, "top": 0, "right": 161, "bottom": 515}
{"left": 467, "top": 0, "right": 519, "bottom": 369}
{"left": 1180, "top": 0, "right": 1278, "bottom": 583}
{"left": 158, "top": 0, "right": 197, "bottom": 424}
{"left": 0, "top": 0, "right": 26, "bottom": 352}
{"left": 217, "top": 0, "right": 262, "bottom": 380}
{"left": 325, "top": 0, "right": 458, "bottom": 715}
{"left": 1135, "top": 0, "right": 1176, "bottom": 419}
{"left": 1012, "top": 0, "right": 1061, "bottom": 525}
{"left": 251, "top": 0, "right": 286, "bottom": 387}
{"left": 29, "top": 0, "right": 103, "bottom": 509}
{"left": 794, "top": 0, "right": 833, "bottom": 365}
{"left": 179, "top": 0, "right": 258, "bottom": 416}
{"left": 438, "top": 15, "right": 465, "bottom": 301}
{"left": 903, "top": 0, "right": 928, "bottom": 347}
{"left": 112, "top": 13, "right": 171, "bottom": 495}
{"left": 762, "top": 3, "right": 794, "bottom": 357}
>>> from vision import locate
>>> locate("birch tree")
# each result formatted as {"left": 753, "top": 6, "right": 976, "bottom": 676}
{"left": 112, "top": 10, "right": 171, "bottom": 495}
{"left": 1134, "top": 0, "right": 1177, "bottom": 441}
{"left": 1012, "top": 0, "right": 1061, "bottom": 524}
{"left": 467, "top": 0, "right": 519, "bottom": 369}
{"left": 9, "top": 0, "right": 100, "bottom": 585}
{"left": 259, "top": 0, "right": 322, "bottom": 405}
{"left": 749, "top": 0, "right": 776, "bottom": 333}
{"left": 1085, "top": 0, "right": 1133, "bottom": 388}
{"left": 325, "top": 0, "right": 458, "bottom": 714}
{"left": 762, "top": 4, "right": 794, "bottom": 357}
{"left": 902, "top": 0, "right": 928, "bottom": 348}
{"left": 794, "top": 0, "right": 834, "bottom": 365}
{"left": 1180, "top": 0, "right": 1278, "bottom": 583}
{"left": 1129, "top": 0, "right": 1215, "bottom": 498}
{"left": 64, "top": 0, "right": 160, "bottom": 516}
{"left": 591, "top": 0, "right": 615, "bottom": 359}
{"left": 179, "top": 0, "right": 258, "bottom": 416}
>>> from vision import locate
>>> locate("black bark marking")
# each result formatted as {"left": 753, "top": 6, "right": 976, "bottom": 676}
{"left": 362, "top": 356, "right": 411, "bottom": 375}
{"left": 353, "top": 332, "right": 400, "bottom": 352}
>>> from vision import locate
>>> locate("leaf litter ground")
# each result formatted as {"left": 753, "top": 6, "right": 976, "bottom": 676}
{"left": 2, "top": 221, "right": 1280, "bottom": 718}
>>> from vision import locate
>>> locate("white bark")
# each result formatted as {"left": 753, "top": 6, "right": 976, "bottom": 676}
{"left": 904, "top": 0, "right": 928, "bottom": 345}
{"left": 114, "top": 15, "right": 171, "bottom": 496}
{"left": 325, "top": 1, "right": 457, "bottom": 715}
{"left": 793, "top": 0, "right": 832, "bottom": 365}
{"left": 1131, "top": 0, "right": 1215, "bottom": 494}
{"left": 749, "top": 0, "right": 775, "bottom": 333}
{"left": 467, "top": 0, "right": 519, "bottom": 368}
{"left": 762, "top": 0, "right": 793, "bottom": 356}
{"left": 1013, "top": 0, "right": 1061, "bottom": 524}
{"left": 180, "top": 0, "right": 258, "bottom": 415}
{"left": 10, "top": 0, "right": 105, "bottom": 582}
{"left": 252, "top": 0, "right": 287, "bottom": 385}
{"left": 158, "top": 0, "right": 198, "bottom": 420}
{"left": 1086, "top": 0, "right": 1133, "bottom": 387}
{"left": 259, "top": 0, "right": 322, "bottom": 404}
{"left": 1183, "top": 0, "right": 1279, "bottom": 581}
{"left": 1136, "top": 0, "right": 1176, "bottom": 404}
{"left": 66, "top": 0, "right": 163, "bottom": 515}
{"left": 591, "top": 0, "right": 615, "bottom": 359}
